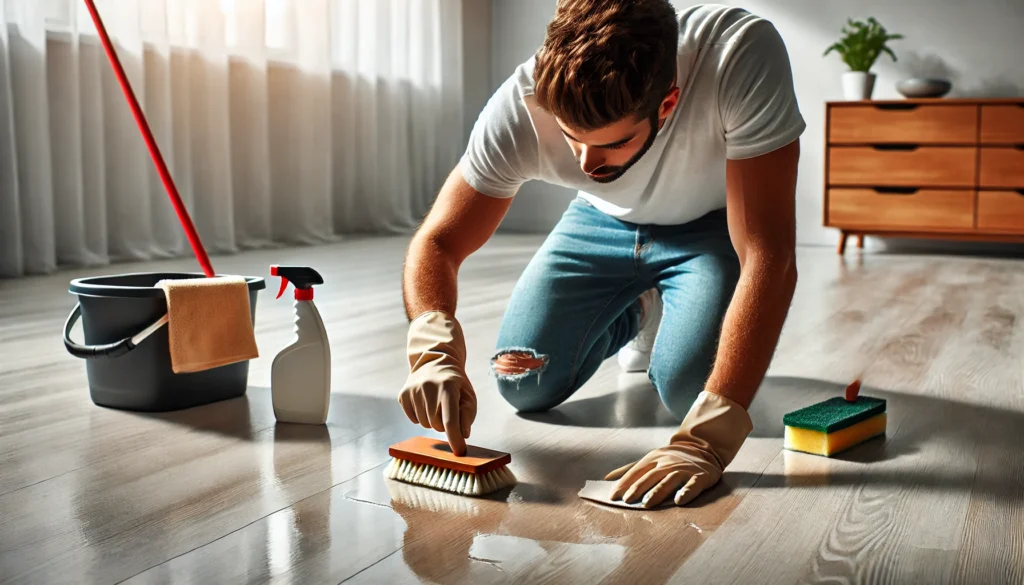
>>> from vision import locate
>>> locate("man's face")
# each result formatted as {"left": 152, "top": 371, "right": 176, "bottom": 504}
{"left": 556, "top": 87, "right": 680, "bottom": 184}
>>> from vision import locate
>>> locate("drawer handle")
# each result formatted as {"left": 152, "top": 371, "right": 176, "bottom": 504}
{"left": 1014, "top": 144, "right": 1024, "bottom": 151}
{"left": 875, "top": 104, "right": 919, "bottom": 111}
{"left": 873, "top": 187, "right": 920, "bottom": 195}
{"left": 1016, "top": 189, "right": 1024, "bottom": 196}
{"left": 871, "top": 144, "right": 920, "bottom": 152}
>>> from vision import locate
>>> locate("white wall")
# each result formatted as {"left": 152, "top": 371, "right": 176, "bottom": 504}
{"left": 462, "top": 0, "right": 493, "bottom": 145}
{"left": 487, "top": 0, "right": 1024, "bottom": 250}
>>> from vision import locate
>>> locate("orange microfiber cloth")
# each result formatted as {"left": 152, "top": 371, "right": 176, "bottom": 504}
{"left": 158, "top": 276, "right": 259, "bottom": 373}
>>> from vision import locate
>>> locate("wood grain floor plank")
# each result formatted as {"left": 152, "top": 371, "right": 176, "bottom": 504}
{"left": 668, "top": 255, "right": 1024, "bottom": 585}
{"left": 950, "top": 261, "right": 1024, "bottom": 585}
{"left": 119, "top": 358, "right": 782, "bottom": 585}
{"left": 872, "top": 261, "right": 1024, "bottom": 584}
{"left": 0, "top": 237, "right": 534, "bottom": 498}
{"left": 801, "top": 262, "right": 988, "bottom": 584}
{"left": 800, "top": 400, "right": 981, "bottom": 585}
{"left": 665, "top": 258, "right": 951, "bottom": 585}
{"left": 2, "top": 238, "right": 1023, "bottom": 585}
{"left": 952, "top": 417, "right": 1024, "bottom": 585}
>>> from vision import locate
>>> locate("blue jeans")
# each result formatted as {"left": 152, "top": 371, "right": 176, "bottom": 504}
{"left": 491, "top": 196, "right": 740, "bottom": 420}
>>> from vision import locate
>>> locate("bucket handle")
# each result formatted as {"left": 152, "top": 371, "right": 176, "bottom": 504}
{"left": 63, "top": 304, "right": 168, "bottom": 359}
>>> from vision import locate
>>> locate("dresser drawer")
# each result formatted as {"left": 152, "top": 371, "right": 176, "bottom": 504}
{"left": 828, "top": 188, "right": 975, "bottom": 231}
{"left": 979, "top": 147, "right": 1024, "bottom": 188}
{"left": 977, "top": 190, "right": 1024, "bottom": 234}
{"left": 980, "top": 104, "right": 1024, "bottom": 144}
{"left": 829, "top": 104, "right": 977, "bottom": 144}
{"left": 828, "top": 147, "right": 976, "bottom": 188}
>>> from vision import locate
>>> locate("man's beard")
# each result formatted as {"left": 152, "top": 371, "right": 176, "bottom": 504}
{"left": 585, "top": 111, "right": 660, "bottom": 184}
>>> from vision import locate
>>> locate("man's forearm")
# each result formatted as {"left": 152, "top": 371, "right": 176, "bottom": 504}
{"left": 703, "top": 253, "right": 797, "bottom": 409}
{"left": 400, "top": 167, "right": 513, "bottom": 322}
{"left": 402, "top": 234, "right": 459, "bottom": 320}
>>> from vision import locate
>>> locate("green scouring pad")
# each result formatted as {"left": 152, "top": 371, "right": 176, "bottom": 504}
{"left": 783, "top": 381, "right": 887, "bottom": 456}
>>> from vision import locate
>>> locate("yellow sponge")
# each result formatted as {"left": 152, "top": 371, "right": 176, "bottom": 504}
{"left": 784, "top": 412, "right": 886, "bottom": 456}
{"left": 783, "top": 395, "right": 887, "bottom": 457}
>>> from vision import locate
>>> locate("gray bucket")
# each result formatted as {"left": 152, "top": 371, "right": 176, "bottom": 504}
{"left": 64, "top": 272, "right": 265, "bottom": 412}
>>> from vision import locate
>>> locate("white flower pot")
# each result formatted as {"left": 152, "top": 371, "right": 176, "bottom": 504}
{"left": 842, "top": 71, "right": 877, "bottom": 101}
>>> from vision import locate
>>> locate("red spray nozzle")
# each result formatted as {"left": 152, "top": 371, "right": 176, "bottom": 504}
{"left": 270, "top": 265, "right": 286, "bottom": 299}
{"left": 270, "top": 265, "right": 323, "bottom": 300}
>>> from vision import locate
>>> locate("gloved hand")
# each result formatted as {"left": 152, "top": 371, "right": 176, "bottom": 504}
{"left": 605, "top": 391, "right": 752, "bottom": 508}
{"left": 399, "top": 311, "right": 477, "bottom": 456}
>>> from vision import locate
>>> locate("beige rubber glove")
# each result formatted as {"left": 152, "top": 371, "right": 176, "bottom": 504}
{"left": 398, "top": 311, "right": 477, "bottom": 456}
{"left": 605, "top": 391, "right": 753, "bottom": 508}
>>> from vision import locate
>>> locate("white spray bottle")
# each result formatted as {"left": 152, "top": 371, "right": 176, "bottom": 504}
{"left": 269, "top": 265, "right": 331, "bottom": 424}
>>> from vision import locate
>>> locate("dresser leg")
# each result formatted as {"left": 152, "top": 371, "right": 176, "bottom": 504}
{"left": 856, "top": 234, "right": 864, "bottom": 249}
{"left": 837, "top": 231, "right": 848, "bottom": 255}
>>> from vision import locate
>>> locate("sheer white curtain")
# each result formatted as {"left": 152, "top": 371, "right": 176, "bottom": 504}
{"left": 0, "top": 0, "right": 465, "bottom": 277}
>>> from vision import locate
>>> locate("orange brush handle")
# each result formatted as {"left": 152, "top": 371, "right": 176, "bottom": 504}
{"left": 389, "top": 437, "right": 511, "bottom": 475}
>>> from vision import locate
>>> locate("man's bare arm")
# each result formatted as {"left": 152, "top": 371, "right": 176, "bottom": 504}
{"left": 403, "top": 166, "right": 514, "bottom": 320}
{"left": 705, "top": 138, "right": 800, "bottom": 409}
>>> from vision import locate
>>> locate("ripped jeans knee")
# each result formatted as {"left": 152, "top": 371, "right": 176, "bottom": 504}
{"left": 490, "top": 348, "right": 565, "bottom": 412}
{"left": 491, "top": 348, "right": 549, "bottom": 379}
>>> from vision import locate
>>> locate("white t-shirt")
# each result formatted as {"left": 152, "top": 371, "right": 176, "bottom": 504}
{"left": 460, "top": 4, "right": 806, "bottom": 226}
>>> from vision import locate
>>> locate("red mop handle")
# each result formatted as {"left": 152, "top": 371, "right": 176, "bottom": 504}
{"left": 82, "top": 0, "right": 215, "bottom": 278}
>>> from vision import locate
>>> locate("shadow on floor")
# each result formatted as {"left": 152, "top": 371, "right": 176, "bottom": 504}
{"left": 132, "top": 387, "right": 409, "bottom": 443}
{"left": 729, "top": 464, "right": 1022, "bottom": 505}
{"left": 881, "top": 242, "right": 1024, "bottom": 258}
{"left": 131, "top": 374, "right": 1023, "bottom": 512}
{"left": 752, "top": 377, "right": 1024, "bottom": 505}
{"left": 515, "top": 376, "right": 680, "bottom": 429}
{"left": 515, "top": 374, "right": 1024, "bottom": 491}
{"left": 513, "top": 374, "right": 883, "bottom": 432}
{"left": 134, "top": 393, "right": 261, "bottom": 440}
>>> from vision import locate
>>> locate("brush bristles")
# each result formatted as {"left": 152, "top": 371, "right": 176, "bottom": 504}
{"left": 384, "top": 457, "right": 517, "bottom": 496}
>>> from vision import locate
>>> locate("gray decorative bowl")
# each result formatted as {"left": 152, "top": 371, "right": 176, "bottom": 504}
{"left": 896, "top": 78, "right": 952, "bottom": 98}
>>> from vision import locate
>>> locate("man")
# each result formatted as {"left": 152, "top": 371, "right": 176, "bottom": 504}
{"left": 399, "top": 0, "right": 803, "bottom": 509}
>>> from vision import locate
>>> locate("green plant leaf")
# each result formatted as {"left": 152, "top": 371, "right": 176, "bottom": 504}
{"left": 826, "top": 15, "right": 902, "bottom": 71}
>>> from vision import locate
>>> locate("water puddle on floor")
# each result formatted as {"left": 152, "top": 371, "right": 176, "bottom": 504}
{"left": 338, "top": 461, "right": 708, "bottom": 584}
{"left": 467, "top": 534, "right": 626, "bottom": 582}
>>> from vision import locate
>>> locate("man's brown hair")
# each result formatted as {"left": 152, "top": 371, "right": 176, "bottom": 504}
{"left": 533, "top": 0, "right": 679, "bottom": 132}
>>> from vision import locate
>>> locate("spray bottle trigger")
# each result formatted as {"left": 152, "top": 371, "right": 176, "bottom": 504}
{"left": 270, "top": 265, "right": 321, "bottom": 300}
{"left": 270, "top": 265, "right": 289, "bottom": 299}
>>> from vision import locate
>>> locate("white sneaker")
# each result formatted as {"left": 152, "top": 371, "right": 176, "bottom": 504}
{"left": 617, "top": 288, "right": 662, "bottom": 372}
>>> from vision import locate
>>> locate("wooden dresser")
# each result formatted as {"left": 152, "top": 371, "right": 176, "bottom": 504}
{"left": 824, "top": 98, "right": 1024, "bottom": 253}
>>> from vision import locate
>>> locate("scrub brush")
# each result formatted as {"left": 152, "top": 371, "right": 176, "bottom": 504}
{"left": 384, "top": 436, "right": 517, "bottom": 497}
{"left": 783, "top": 377, "right": 887, "bottom": 457}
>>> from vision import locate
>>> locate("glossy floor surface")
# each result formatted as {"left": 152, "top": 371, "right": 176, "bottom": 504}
{"left": 1, "top": 236, "right": 1023, "bottom": 585}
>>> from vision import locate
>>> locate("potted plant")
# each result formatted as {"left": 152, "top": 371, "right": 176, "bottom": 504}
{"left": 824, "top": 17, "right": 904, "bottom": 100}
